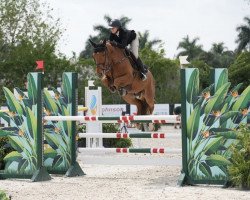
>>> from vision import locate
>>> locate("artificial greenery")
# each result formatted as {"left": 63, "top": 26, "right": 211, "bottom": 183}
{"left": 0, "top": 79, "right": 42, "bottom": 175}
{"left": 184, "top": 68, "right": 250, "bottom": 182}
{"left": 228, "top": 125, "right": 250, "bottom": 189}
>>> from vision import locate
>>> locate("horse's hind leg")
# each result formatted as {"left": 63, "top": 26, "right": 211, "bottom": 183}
{"left": 122, "top": 94, "right": 143, "bottom": 115}
{"left": 144, "top": 75, "right": 155, "bottom": 115}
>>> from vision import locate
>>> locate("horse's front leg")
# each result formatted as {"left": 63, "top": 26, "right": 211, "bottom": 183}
{"left": 114, "top": 75, "right": 133, "bottom": 96}
{"left": 101, "top": 75, "right": 116, "bottom": 93}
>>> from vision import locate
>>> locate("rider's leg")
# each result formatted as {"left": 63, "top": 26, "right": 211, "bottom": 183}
{"left": 136, "top": 57, "right": 148, "bottom": 79}
{"left": 130, "top": 34, "right": 147, "bottom": 81}
{"left": 130, "top": 34, "right": 139, "bottom": 58}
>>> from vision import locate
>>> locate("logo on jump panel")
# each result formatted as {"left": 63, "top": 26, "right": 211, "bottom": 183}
{"left": 89, "top": 95, "right": 97, "bottom": 115}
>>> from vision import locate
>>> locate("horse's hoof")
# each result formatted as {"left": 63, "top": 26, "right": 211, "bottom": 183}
{"left": 134, "top": 92, "right": 142, "bottom": 99}
{"left": 121, "top": 91, "right": 127, "bottom": 96}
{"left": 109, "top": 87, "right": 116, "bottom": 93}
{"left": 118, "top": 89, "right": 127, "bottom": 96}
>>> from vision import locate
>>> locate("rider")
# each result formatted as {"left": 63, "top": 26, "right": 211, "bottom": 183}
{"left": 108, "top": 19, "right": 147, "bottom": 81}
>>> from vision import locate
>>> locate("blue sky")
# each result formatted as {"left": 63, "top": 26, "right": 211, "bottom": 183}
{"left": 47, "top": 0, "right": 250, "bottom": 58}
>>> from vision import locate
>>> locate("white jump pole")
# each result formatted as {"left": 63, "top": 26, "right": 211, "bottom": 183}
{"left": 78, "top": 147, "right": 182, "bottom": 154}
{"left": 44, "top": 115, "right": 180, "bottom": 123}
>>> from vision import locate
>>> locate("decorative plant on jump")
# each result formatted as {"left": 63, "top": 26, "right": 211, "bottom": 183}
{"left": 43, "top": 73, "right": 74, "bottom": 173}
{"left": 0, "top": 74, "right": 40, "bottom": 175}
{"left": 185, "top": 68, "right": 250, "bottom": 181}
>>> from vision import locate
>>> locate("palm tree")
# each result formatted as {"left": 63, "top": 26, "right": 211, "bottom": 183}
{"left": 80, "top": 15, "right": 131, "bottom": 58}
{"left": 138, "top": 30, "right": 162, "bottom": 49}
{"left": 199, "top": 42, "right": 235, "bottom": 68}
{"left": 210, "top": 42, "right": 227, "bottom": 54}
{"left": 236, "top": 16, "right": 250, "bottom": 53}
{"left": 177, "top": 35, "right": 203, "bottom": 61}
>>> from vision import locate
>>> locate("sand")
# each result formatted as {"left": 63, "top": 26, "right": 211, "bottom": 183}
{"left": 0, "top": 126, "right": 249, "bottom": 200}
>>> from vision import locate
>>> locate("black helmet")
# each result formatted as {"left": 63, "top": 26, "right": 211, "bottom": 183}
{"left": 109, "top": 19, "right": 121, "bottom": 28}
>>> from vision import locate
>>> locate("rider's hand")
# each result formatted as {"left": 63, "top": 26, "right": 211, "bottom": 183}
{"left": 110, "top": 41, "right": 117, "bottom": 46}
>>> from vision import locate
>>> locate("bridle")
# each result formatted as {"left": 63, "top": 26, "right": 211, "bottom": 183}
{"left": 93, "top": 44, "right": 128, "bottom": 77}
{"left": 93, "top": 47, "right": 112, "bottom": 76}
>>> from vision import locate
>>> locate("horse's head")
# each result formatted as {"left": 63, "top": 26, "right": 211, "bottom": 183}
{"left": 89, "top": 39, "right": 112, "bottom": 78}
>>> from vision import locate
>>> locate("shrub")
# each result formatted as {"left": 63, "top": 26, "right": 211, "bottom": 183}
{"left": 0, "top": 189, "right": 10, "bottom": 200}
{"left": 77, "top": 123, "right": 132, "bottom": 148}
{"left": 228, "top": 125, "right": 250, "bottom": 189}
{"left": 103, "top": 123, "right": 132, "bottom": 148}
{"left": 0, "top": 137, "right": 13, "bottom": 170}
{"left": 77, "top": 124, "right": 86, "bottom": 147}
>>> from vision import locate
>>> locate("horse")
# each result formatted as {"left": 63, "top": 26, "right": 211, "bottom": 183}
{"left": 89, "top": 39, "right": 155, "bottom": 115}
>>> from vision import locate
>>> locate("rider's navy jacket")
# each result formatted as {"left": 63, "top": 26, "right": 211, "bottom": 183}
{"left": 109, "top": 28, "right": 136, "bottom": 48}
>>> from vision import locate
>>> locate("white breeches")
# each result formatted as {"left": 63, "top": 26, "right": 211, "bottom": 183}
{"left": 129, "top": 33, "right": 139, "bottom": 59}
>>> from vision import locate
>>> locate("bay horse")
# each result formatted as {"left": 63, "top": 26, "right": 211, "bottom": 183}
{"left": 90, "top": 39, "right": 155, "bottom": 115}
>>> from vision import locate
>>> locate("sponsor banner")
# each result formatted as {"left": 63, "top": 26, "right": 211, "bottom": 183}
{"left": 102, "top": 104, "right": 126, "bottom": 116}
{"left": 102, "top": 104, "right": 171, "bottom": 116}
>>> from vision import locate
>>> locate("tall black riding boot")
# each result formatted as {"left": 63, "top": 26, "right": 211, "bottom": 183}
{"left": 136, "top": 57, "right": 147, "bottom": 81}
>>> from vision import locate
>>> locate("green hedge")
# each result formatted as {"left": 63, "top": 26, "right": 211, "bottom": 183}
{"left": 228, "top": 125, "right": 250, "bottom": 189}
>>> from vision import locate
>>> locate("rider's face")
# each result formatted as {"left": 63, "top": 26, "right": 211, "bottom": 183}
{"left": 110, "top": 27, "right": 118, "bottom": 34}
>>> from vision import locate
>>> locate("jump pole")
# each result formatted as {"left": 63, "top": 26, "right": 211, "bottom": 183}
{"left": 79, "top": 132, "right": 176, "bottom": 139}
{"left": 79, "top": 147, "right": 182, "bottom": 154}
{"left": 44, "top": 115, "right": 180, "bottom": 123}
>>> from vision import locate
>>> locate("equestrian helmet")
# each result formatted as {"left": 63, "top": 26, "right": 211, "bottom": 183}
{"left": 109, "top": 19, "right": 121, "bottom": 28}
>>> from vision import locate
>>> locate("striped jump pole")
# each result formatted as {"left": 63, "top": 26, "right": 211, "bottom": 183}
{"left": 79, "top": 132, "right": 167, "bottom": 139}
{"left": 45, "top": 115, "right": 180, "bottom": 124}
{"left": 1, "top": 107, "right": 88, "bottom": 113}
{"left": 79, "top": 147, "right": 182, "bottom": 154}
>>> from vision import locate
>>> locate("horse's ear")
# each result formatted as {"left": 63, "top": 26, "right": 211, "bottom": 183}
{"left": 89, "top": 39, "right": 97, "bottom": 48}
{"left": 102, "top": 39, "right": 106, "bottom": 45}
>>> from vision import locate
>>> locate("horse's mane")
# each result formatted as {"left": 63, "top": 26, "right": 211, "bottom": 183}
{"left": 93, "top": 41, "right": 118, "bottom": 54}
{"left": 93, "top": 43, "right": 106, "bottom": 53}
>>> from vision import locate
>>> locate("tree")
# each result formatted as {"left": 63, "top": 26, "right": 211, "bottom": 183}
{"left": 80, "top": 15, "right": 163, "bottom": 59}
{"left": 236, "top": 16, "right": 250, "bottom": 53}
{"left": 190, "top": 60, "right": 211, "bottom": 89}
{"left": 177, "top": 35, "right": 203, "bottom": 61}
{"left": 140, "top": 47, "right": 181, "bottom": 104}
{"left": 229, "top": 52, "right": 250, "bottom": 90}
{"left": 210, "top": 42, "right": 227, "bottom": 54}
{"left": 138, "top": 30, "right": 162, "bottom": 49}
{"left": 0, "top": 0, "right": 74, "bottom": 103}
{"left": 198, "top": 42, "right": 235, "bottom": 68}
